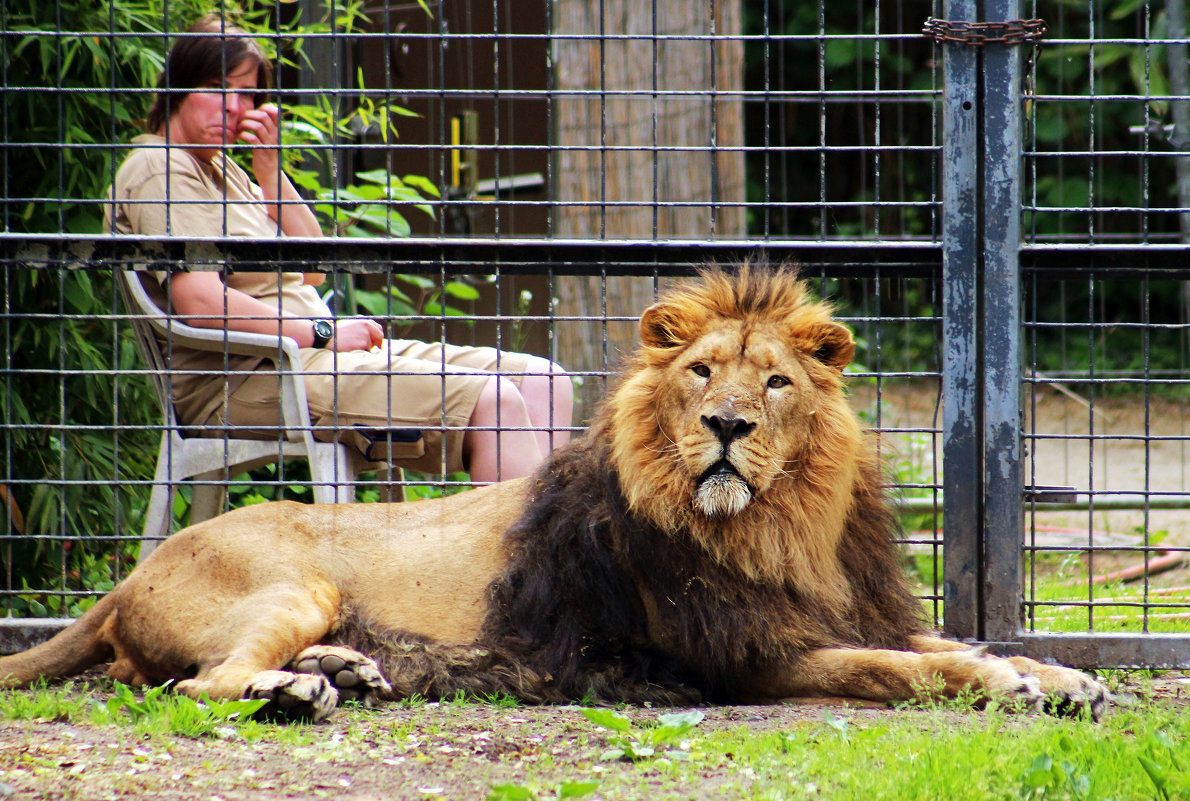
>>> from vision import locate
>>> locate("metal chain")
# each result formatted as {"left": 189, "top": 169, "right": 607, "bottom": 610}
{"left": 922, "top": 18, "right": 1047, "bottom": 46}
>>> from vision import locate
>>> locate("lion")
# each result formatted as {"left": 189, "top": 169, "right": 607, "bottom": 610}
{"left": 0, "top": 264, "right": 1107, "bottom": 722}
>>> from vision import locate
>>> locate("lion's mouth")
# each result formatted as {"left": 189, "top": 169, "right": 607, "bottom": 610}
{"left": 693, "top": 460, "right": 754, "bottom": 517}
{"left": 697, "top": 459, "right": 743, "bottom": 484}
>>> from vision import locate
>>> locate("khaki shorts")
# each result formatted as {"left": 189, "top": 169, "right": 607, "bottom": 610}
{"left": 209, "top": 339, "right": 531, "bottom": 475}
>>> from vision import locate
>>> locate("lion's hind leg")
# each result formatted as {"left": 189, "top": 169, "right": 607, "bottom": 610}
{"left": 173, "top": 581, "right": 346, "bottom": 722}
{"left": 289, "top": 645, "right": 392, "bottom": 707}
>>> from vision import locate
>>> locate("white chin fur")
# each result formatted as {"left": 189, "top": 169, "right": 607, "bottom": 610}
{"left": 694, "top": 474, "right": 752, "bottom": 517}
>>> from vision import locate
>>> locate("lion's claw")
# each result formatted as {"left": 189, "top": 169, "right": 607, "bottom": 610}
{"left": 289, "top": 645, "right": 392, "bottom": 706}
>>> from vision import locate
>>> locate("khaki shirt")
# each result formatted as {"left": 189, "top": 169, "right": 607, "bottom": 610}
{"left": 104, "top": 134, "right": 329, "bottom": 427}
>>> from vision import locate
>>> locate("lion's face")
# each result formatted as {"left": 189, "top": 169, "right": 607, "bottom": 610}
{"left": 650, "top": 316, "right": 854, "bottom": 517}
{"left": 606, "top": 268, "right": 867, "bottom": 573}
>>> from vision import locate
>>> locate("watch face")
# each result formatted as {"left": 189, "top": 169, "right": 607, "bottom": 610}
{"left": 313, "top": 319, "right": 334, "bottom": 346}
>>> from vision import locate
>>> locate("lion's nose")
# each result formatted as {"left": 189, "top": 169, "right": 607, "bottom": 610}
{"left": 701, "top": 414, "right": 756, "bottom": 446}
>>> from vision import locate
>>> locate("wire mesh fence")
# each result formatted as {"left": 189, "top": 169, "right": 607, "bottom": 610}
{"left": 1010, "top": 1, "right": 1190, "bottom": 650}
{"left": 2, "top": 0, "right": 1190, "bottom": 666}
{"left": 1020, "top": 269, "right": 1190, "bottom": 639}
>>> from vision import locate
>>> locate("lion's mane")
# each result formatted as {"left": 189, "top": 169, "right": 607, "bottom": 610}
{"left": 336, "top": 264, "right": 926, "bottom": 704}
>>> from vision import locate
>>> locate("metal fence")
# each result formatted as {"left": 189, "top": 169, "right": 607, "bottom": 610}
{"left": 2, "top": 0, "right": 1190, "bottom": 669}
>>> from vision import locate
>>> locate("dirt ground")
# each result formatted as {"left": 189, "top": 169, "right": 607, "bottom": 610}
{"left": 1, "top": 674, "right": 1188, "bottom": 801}
{"left": 852, "top": 381, "right": 1190, "bottom": 546}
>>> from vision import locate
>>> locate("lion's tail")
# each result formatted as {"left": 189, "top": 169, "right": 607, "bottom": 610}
{"left": 0, "top": 591, "right": 118, "bottom": 688}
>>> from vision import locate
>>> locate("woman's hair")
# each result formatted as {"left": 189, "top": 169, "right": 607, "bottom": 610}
{"left": 145, "top": 13, "right": 274, "bottom": 134}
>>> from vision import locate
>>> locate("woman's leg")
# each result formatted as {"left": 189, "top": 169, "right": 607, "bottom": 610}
{"left": 517, "top": 356, "right": 574, "bottom": 456}
{"left": 463, "top": 375, "right": 544, "bottom": 483}
{"left": 300, "top": 342, "right": 573, "bottom": 482}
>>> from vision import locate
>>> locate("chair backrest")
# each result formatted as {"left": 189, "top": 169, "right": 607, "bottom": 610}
{"left": 117, "top": 269, "right": 183, "bottom": 430}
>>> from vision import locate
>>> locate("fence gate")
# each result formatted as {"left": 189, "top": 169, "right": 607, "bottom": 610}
{"left": 937, "top": 0, "right": 1190, "bottom": 668}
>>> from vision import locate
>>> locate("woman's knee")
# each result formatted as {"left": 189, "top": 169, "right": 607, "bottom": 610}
{"left": 520, "top": 357, "right": 574, "bottom": 407}
{"left": 471, "top": 375, "right": 532, "bottom": 426}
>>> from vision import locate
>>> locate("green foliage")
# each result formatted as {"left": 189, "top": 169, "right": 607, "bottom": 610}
{"left": 313, "top": 168, "right": 439, "bottom": 238}
{"left": 352, "top": 274, "right": 479, "bottom": 327}
{"left": 581, "top": 707, "right": 705, "bottom": 762}
{"left": 742, "top": 1, "right": 939, "bottom": 240}
{"left": 488, "top": 782, "right": 600, "bottom": 801}
{"left": 0, "top": 680, "right": 94, "bottom": 722}
{"left": 99, "top": 681, "right": 268, "bottom": 738}
{"left": 1, "top": 266, "right": 153, "bottom": 615}
{"left": 6, "top": 0, "right": 172, "bottom": 233}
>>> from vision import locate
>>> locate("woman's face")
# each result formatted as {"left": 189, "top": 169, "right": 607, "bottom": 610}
{"left": 164, "top": 58, "right": 259, "bottom": 161}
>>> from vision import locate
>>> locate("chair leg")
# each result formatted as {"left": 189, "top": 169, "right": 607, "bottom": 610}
{"left": 190, "top": 472, "right": 229, "bottom": 523}
{"left": 383, "top": 466, "right": 408, "bottom": 503}
{"left": 138, "top": 435, "right": 178, "bottom": 564}
{"left": 137, "top": 482, "right": 175, "bottom": 564}
{"left": 309, "top": 442, "right": 355, "bottom": 505}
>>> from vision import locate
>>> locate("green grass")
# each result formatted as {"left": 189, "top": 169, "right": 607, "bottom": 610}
{"left": 0, "top": 679, "right": 268, "bottom": 739}
{"left": 484, "top": 701, "right": 1190, "bottom": 801}
{"left": 907, "top": 549, "right": 1190, "bottom": 635}
{"left": 596, "top": 704, "right": 1190, "bottom": 801}
{"left": 1024, "top": 575, "right": 1190, "bottom": 634}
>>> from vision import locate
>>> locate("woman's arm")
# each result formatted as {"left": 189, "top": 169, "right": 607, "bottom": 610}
{"left": 238, "top": 103, "right": 326, "bottom": 287}
{"left": 168, "top": 272, "right": 383, "bottom": 351}
{"left": 238, "top": 103, "right": 324, "bottom": 241}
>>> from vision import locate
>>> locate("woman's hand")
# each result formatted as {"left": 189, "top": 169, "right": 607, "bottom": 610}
{"left": 237, "top": 102, "right": 282, "bottom": 180}
{"left": 326, "top": 317, "right": 385, "bottom": 352}
{"left": 238, "top": 102, "right": 325, "bottom": 238}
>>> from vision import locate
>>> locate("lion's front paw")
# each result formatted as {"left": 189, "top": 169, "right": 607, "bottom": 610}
{"left": 245, "top": 669, "right": 338, "bottom": 722}
{"left": 1023, "top": 662, "right": 1109, "bottom": 721}
{"left": 289, "top": 645, "right": 392, "bottom": 707}
{"left": 963, "top": 651, "right": 1045, "bottom": 712}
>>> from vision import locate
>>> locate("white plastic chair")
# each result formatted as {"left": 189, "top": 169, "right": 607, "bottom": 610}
{"left": 118, "top": 269, "right": 357, "bottom": 562}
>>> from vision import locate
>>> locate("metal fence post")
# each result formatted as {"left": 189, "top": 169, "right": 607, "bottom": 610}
{"left": 980, "top": 0, "right": 1025, "bottom": 645}
{"left": 940, "top": 0, "right": 983, "bottom": 641}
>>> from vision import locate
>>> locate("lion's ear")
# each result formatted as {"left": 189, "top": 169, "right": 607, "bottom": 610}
{"left": 640, "top": 302, "right": 694, "bottom": 349}
{"left": 809, "top": 321, "right": 855, "bottom": 370}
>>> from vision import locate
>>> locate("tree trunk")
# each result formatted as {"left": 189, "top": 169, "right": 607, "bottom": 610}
{"left": 551, "top": 0, "right": 745, "bottom": 417}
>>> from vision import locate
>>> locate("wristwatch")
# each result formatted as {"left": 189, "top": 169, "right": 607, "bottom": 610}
{"left": 311, "top": 319, "right": 334, "bottom": 349}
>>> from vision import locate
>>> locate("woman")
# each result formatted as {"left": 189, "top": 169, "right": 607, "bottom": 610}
{"left": 104, "top": 13, "right": 572, "bottom": 483}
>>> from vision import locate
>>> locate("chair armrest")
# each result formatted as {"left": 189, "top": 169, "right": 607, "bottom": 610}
{"left": 120, "top": 270, "right": 304, "bottom": 370}
{"left": 148, "top": 319, "right": 304, "bottom": 371}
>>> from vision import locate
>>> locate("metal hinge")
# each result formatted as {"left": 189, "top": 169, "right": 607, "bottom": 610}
{"left": 922, "top": 17, "right": 1047, "bottom": 46}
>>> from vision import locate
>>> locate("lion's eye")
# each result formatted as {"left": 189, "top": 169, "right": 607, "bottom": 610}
{"left": 767, "top": 375, "right": 789, "bottom": 389}
{"left": 691, "top": 364, "right": 711, "bottom": 378}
